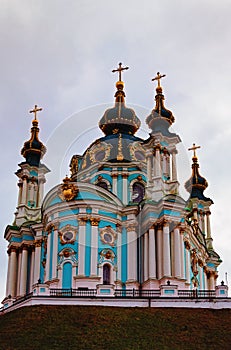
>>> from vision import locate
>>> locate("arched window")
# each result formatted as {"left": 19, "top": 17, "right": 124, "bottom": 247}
{"left": 103, "top": 264, "right": 111, "bottom": 285}
{"left": 97, "top": 181, "right": 108, "bottom": 190}
{"left": 132, "top": 182, "right": 145, "bottom": 203}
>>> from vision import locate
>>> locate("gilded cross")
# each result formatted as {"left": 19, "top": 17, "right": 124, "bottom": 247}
{"left": 152, "top": 72, "right": 166, "bottom": 88}
{"left": 112, "top": 62, "right": 129, "bottom": 81}
{"left": 29, "top": 104, "right": 43, "bottom": 120}
{"left": 188, "top": 143, "right": 201, "bottom": 158}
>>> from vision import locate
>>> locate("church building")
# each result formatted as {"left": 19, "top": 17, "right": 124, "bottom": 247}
{"left": 3, "top": 64, "right": 226, "bottom": 308}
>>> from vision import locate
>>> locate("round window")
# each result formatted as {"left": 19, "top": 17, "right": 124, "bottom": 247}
{"left": 134, "top": 150, "right": 145, "bottom": 161}
{"left": 63, "top": 231, "right": 74, "bottom": 242}
{"left": 95, "top": 150, "right": 106, "bottom": 161}
{"left": 103, "top": 233, "right": 113, "bottom": 243}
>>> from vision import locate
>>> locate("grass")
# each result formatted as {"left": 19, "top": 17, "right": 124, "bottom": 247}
{"left": 0, "top": 306, "right": 230, "bottom": 349}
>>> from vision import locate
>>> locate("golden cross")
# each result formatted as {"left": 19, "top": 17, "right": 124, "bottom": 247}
{"left": 29, "top": 104, "right": 43, "bottom": 120}
{"left": 152, "top": 72, "right": 166, "bottom": 88}
{"left": 112, "top": 62, "right": 129, "bottom": 81}
{"left": 188, "top": 143, "right": 201, "bottom": 158}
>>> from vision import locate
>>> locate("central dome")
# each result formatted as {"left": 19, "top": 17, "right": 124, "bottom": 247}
{"left": 99, "top": 81, "right": 141, "bottom": 136}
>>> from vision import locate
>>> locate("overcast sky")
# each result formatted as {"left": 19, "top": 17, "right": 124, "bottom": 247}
{"left": 0, "top": 0, "right": 231, "bottom": 301}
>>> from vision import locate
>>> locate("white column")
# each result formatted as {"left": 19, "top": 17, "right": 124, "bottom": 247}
{"left": 146, "top": 152, "right": 153, "bottom": 185}
{"left": 38, "top": 178, "right": 45, "bottom": 207}
{"left": 163, "top": 222, "right": 171, "bottom": 277}
{"left": 45, "top": 233, "right": 51, "bottom": 282}
{"left": 8, "top": 248, "right": 18, "bottom": 297}
{"left": 90, "top": 222, "right": 98, "bottom": 276}
{"left": 199, "top": 267, "right": 203, "bottom": 290}
{"left": 156, "top": 225, "right": 163, "bottom": 279}
{"left": 185, "top": 247, "right": 191, "bottom": 283}
{"left": 5, "top": 252, "right": 11, "bottom": 297}
{"left": 143, "top": 232, "right": 149, "bottom": 282}
{"left": 148, "top": 227, "right": 156, "bottom": 279}
{"left": 112, "top": 173, "right": 118, "bottom": 196}
{"left": 34, "top": 241, "right": 42, "bottom": 284}
{"left": 21, "top": 177, "right": 28, "bottom": 205}
{"left": 173, "top": 227, "right": 181, "bottom": 278}
{"left": 19, "top": 247, "right": 28, "bottom": 296}
{"left": 16, "top": 250, "right": 22, "bottom": 296}
{"left": 154, "top": 146, "right": 161, "bottom": 177}
{"left": 117, "top": 230, "right": 122, "bottom": 282}
{"left": 78, "top": 220, "right": 86, "bottom": 276}
{"left": 180, "top": 232, "right": 185, "bottom": 279}
{"left": 17, "top": 182, "right": 23, "bottom": 206}
{"left": 122, "top": 174, "right": 128, "bottom": 205}
{"left": 171, "top": 150, "right": 178, "bottom": 181}
{"left": 52, "top": 229, "right": 58, "bottom": 280}
{"left": 29, "top": 249, "right": 35, "bottom": 292}
{"left": 127, "top": 228, "right": 137, "bottom": 281}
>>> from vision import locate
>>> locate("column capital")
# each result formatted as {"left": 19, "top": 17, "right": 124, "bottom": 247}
{"left": 162, "top": 219, "right": 169, "bottom": 228}
{"left": 35, "top": 239, "right": 43, "bottom": 248}
{"left": 90, "top": 217, "right": 100, "bottom": 226}
{"left": 7, "top": 246, "right": 18, "bottom": 254}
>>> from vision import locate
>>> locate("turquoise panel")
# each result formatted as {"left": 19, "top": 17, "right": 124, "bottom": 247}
{"left": 62, "top": 262, "right": 72, "bottom": 289}
{"left": 59, "top": 220, "right": 78, "bottom": 229}
{"left": 117, "top": 174, "right": 123, "bottom": 202}
{"left": 85, "top": 221, "right": 91, "bottom": 277}
{"left": 22, "top": 235, "right": 34, "bottom": 241}
{"left": 164, "top": 289, "right": 175, "bottom": 294}
{"left": 160, "top": 141, "right": 168, "bottom": 147}
{"left": 77, "top": 191, "right": 107, "bottom": 201}
{"left": 30, "top": 170, "right": 38, "bottom": 177}
{"left": 49, "top": 230, "right": 54, "bottom": 280}
{"left": 86, "top": 208, "right": 92, "bottom": 214}
{"left": 40, "top": 287, "right": 46, "bottom": 292}
{"left": 50, "top": 197, "right": 63, "bottom": 206}
{"left": 100, "top": 289, "right": 111, "bottom": 294}
{"left": 11, "top": 237, "right": 21, "bottom": 243}
{"left": 207, "top": 262, "right": 215, "bottom": 268}
{"left": 40, "top": 236, "right": 46, "bottom": 283}
{"left": 59, "top": 209, "right": 78, "bottom": 218}
{"left": 98, "top": 210, "right": 117, "bottom": 219}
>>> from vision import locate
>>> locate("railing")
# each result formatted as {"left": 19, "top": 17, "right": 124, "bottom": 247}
{"left": 114, "top": 289, "right": 161, "bottom": 298}
{"left": 50, "top": 288, "right": 97, "bottom": 297}
{"left": 178, "top": 290, "right": 216, "bottom": 298}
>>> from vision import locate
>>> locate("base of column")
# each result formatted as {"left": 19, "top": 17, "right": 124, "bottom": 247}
{"left": 142, "top": 278, "right": 159, "bottom": 289}
{"left": 74, "top": 276, "right": 101, "bottom": 289}
{"left": 125, "top": 280, "right": 139, "bottom": 290}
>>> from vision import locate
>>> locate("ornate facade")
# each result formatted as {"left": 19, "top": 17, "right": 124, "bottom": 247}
{"left": 3, "top": 66, "right": 225, "bottom": 307}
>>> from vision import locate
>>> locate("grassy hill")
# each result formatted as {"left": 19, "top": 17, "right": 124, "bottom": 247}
{"left": 0, "top": 305, "right": 230, "bottom": 349}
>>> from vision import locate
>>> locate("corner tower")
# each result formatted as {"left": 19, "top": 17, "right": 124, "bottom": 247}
{"left": 14, "top": 105, "right": 50, "bottom": 226}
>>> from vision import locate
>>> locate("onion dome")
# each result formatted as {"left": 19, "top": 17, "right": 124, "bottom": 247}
{"left": 21, "top": 105, "right": 46, "bottom": 167}
{"left": 146, "top": 72, "right": 175, "bottom": 136}
{"left": 185, "top": 144, "right": 213, "bottom": 202}
{"left": 99, "top": 63, "right": 141, "bottom": 136}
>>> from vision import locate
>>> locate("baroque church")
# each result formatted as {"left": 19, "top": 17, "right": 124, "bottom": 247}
{"left": 3, "top": 64, "right": 226, "bottom": 308}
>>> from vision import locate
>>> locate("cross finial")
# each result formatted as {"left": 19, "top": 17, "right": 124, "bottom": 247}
{"left": 152, "top": 72, "right": 166, "bottom": 88}
{"left": 188, "top": 143, "right": 201, "bottom": 158}
{"left": 29, "top": 104, "right": 43, "bottom": 120}
{"left": 112, "top": 62, "right": 129, "bottom": 81}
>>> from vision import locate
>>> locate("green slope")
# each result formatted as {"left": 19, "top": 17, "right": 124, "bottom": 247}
{"left": 0, "top": 306, "right": 230, "bottom": 350}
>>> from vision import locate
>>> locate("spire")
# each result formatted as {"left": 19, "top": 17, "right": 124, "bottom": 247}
{"left": 21, "top": 105, "right": 46, "bottom": 167}
{"left": 185, "top": 143, "right": 212, "bottom": 202}
{"left": 99, "top": 62, "right": 140, "bottom": 136}
{"left": 112, "top": 62, "right": 129, "bottom": 103}
{"left": 146, "top": 72, "right": 175, "bottom": 136}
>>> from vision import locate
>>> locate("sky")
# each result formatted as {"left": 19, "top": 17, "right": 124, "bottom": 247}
{"left": 0, "top": 0, "right": 231, "bottom": 301}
